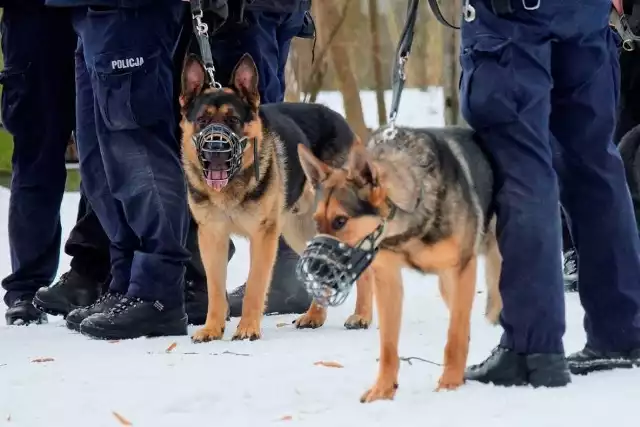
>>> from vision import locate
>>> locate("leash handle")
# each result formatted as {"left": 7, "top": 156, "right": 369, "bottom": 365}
{"left": 190, "top": 0, "right": 222, "bottom": 89}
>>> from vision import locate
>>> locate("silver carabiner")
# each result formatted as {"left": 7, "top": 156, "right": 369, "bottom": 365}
{"left": 463, "top": 0, "right": 476, "bottom": 22}
{"left": 523, "top": 0, "right": 540, "bottom": 11}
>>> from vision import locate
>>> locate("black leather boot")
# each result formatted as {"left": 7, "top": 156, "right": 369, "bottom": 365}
{"left": 465, "top": 346, "right": 571, "bottom": 387}
{"left": 33, "top": 269, "right": 102, "bottom": 317}
{"left": 567, "top": 346, "right": 640, "bottom": 375}
{"left": 228, "top": 239, "right": 312, "bottom": 317}
{"left": 5, "top": 298, "right": 47, "bottom": 326}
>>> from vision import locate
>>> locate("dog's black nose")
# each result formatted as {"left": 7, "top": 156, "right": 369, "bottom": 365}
{"left": 202, "top": 148, "right": 231, "bottom": 167}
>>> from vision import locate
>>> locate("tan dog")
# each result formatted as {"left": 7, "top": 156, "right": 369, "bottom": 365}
{"left": 297, "top": 125, "right": 503, "bottom": 402}
{"left": 179, "top": 53, "right": 370, "bottom": 342}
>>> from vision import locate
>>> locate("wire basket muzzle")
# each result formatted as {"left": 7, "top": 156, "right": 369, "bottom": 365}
{"left": 295, "top": 234, "right": 375, "bottom": 307}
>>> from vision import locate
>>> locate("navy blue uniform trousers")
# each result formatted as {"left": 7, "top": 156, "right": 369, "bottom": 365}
{"left": 71, "top": 3, "right": 189, "bottom": 307}
{"left": 0, "top": 4, "right": 76, "bottom": 306}
{"left": 209, "top": 4, "right": 308, "bottom": 103}
{"left": 460, "top": 0, "right": 640, "bottom": 353}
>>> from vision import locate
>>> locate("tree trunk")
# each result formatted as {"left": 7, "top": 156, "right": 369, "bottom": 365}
{"left": 441, "top": 0, "right": 463, "bottom": 126}
{"left": 317, "top": 0, "right": 369, "bottom": 139}
{"left": 424, "top": 2, "right": 443, "bottom": 87}
{"left": 369, "top": 0, "right": 387, "bottom": 126}
{"left": 284, "top": 45, "right": 301, "bottom": 102}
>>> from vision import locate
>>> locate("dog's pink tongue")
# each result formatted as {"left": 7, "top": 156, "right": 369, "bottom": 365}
{"left": 205, "top": 170, "right": 229, "bottom": 191}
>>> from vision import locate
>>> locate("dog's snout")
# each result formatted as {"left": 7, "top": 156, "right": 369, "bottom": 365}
{"left": 202, "top": 149, "right": 231, "bottom": 166}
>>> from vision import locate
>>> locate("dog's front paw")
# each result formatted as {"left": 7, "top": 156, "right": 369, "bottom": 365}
{"left": 360, "top": 381, "right": 398, "bottom": 403}
{"left": 344, "top": 314, "right": 371, "bottom": 330}
{"left": 294, "top": 311, "right": 326, "bottom": 329}
{"left": 232, "top": 318, "right": 261, "bottom": 341}
{"left": 435, "top": 369, "right": 464, "bottom": 391}
{"left": 191, "top": 324, "right": 225, "bottom": 343}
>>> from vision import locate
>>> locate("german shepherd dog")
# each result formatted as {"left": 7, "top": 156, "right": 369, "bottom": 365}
{"left": 297, "top": 126, "right": 503, "bottom": 402}
{"left": 179, "top": 53, "right": 367, "bottom": 342}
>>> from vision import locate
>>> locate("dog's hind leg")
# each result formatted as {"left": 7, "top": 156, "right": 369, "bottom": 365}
{"left": 436, "top": 255, "right": 477, "bottom": 391}
{"left": 232, "top": 218, "right": 281, "bottom": 341}
{"left": 360, "top": 252, "right": 402, "bottom": 403}
{"left": 191, "top": 222, "right": 230, "bottom": 343}
{"left": 483, "top": 218, "right": 503, "bottom": 325}
{"left": 344, "top": 267, "right": 374, "bottom": 330}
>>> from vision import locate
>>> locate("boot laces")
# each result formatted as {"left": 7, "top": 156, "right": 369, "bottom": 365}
{"left": 563, "top": 250, "right": 577, "bottom": 275}
{"left": 108, "top": 296, "right": 143, "bottom": 316}
{"left": 86, "top": 291, "right": 118, "bottom": 310}
{"left": 229, "top": 283, "right": 246, "bottom": 298}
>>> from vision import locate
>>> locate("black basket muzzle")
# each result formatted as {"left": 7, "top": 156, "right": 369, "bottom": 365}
{"left": 193, "top": 123, "right": 248, "bottom": 190}
{"left": 296, "top": 230, "right": 382, "bottom": 308}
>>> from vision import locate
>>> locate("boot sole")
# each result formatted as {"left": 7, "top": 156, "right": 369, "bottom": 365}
{"left": 66, "top": 317, "right": 82, "bottom": 332}
{"left": 568, "top": 358, "right": 640, "bottom": 375}
{"left": 79, "top": 315, "right": 189, "bottom": 340}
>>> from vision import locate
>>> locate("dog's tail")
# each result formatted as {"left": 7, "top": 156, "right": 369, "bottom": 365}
{"left": 483, "top": 215, "right": 503, "bottom": 325}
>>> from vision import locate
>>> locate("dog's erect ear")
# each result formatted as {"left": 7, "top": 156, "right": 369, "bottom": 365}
{"left": 298, "top": 143, "right": 332, "bottom": 187}
{"left": 181, "top": 54, "right": 206, "bottom": 108}
{"left": 230, "top": 53, "right": 260, "bottom": 108}
{"left": 347, "top": 142, "right": 378, "bottom": 187}
{"left": 378, "top": 165, "right": 420, "bottom": 213}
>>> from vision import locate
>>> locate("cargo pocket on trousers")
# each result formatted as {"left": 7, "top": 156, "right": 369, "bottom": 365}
{"left": 459, "top": 36, "right": 520, "bottom": 130}
{"left": 0, "top": 64, "right": 32, "bottom": 136}
{"left": 93, "top": 51, "right": 168, "bottom": 131}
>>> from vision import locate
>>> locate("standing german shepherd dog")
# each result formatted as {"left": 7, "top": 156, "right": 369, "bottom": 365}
{"left": 297, "top": 126, "right": 503, "bottom": 402}
{"left": 179, "top": 53, "right": 366, "bottom": 342}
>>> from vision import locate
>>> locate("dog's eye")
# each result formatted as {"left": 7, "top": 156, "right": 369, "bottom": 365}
{"left": 331, "top": 216, "right": 348, "bottom": 231}
{"left": 226, "top": 116, "right": 240, "bottom": 127}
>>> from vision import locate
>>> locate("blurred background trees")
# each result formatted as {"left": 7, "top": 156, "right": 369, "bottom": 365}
{"left": 287, "top": 0, "right": 463, "bottom": 140}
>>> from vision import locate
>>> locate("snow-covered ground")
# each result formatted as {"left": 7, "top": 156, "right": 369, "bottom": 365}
{"left": 1, "top": 89, "right": 639, "bottom": 427}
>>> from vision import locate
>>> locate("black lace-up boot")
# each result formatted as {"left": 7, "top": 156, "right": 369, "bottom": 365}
{"left": 33, "top": 270, "right": 103, "bottom": 317}
{"left": 465, "top": 346, "right": 571, "bottom": 387}
{"left": 79, "top": 297, "right": 188, "bottom": 340}
{"left": 562, "top": 249, "right": 578, "bottom": 292}
{"left": 66, "top": 291, "right": 124, "bottom": 332}
{"left": 5, "top": 298, "right": 47, "bottom": 326}
{"left": 567, "top": 346, "right": 640, "bottom": 375}
{"left": 227, "top": 240, "right": 312, "bottom": 317}
{"left": 184, "top": 279, "right": 230, "bottom": 325}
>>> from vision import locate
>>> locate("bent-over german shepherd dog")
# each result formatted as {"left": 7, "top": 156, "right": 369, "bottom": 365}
{"left": 179, "top": 53, "right": 369, "bottom": 341}
{"left": 297, "top": 126, "right": 503, "bottom": 402}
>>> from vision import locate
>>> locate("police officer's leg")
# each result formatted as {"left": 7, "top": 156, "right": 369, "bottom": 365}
{"left": 460, "top": 1, "right": 570, "bottom": 387}
{"left": 615, "top": 48, "right": 640, "bottom": 142}
{"left": 210, "top": 8, "right": 312, "bottom": 317}
{"left": 72, "top": 4, "right": 190, "bottom": 340}
{"left": 33, "top": 187, "right": 111, "bottom": 317}
{"left": 1, "top": 4, "right": 75, "bottom": 325}
{"left": 618, "top": 125, "right": 640, "bottom": 235}
{"left": 62, "top": 36, "right": 134, "bottom": 334}
{"left": 550, "top": 21, "right": 640, "bottom": 372}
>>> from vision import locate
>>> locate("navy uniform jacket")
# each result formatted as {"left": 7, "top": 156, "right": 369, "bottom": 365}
{"left": 246, "top": 0, "right": 304, "bottom": 13}
{"left": 36, "top": 0, "right": 303, "bottom": 10}
{"left": 43, "top": 0, "right": 174, "bottom": 7}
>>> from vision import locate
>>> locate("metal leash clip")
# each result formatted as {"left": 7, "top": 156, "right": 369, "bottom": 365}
{"left": 384, "top": 0, "right": 420, "bottom": 140}
{"left": 191, "top": 2, "right": 222, "bottom": 89}
{"left": 610, "top": 6, "right": 640, "bottom": 52}
{"left": 463, "top": 0, "right": 476, "bottom": 22}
